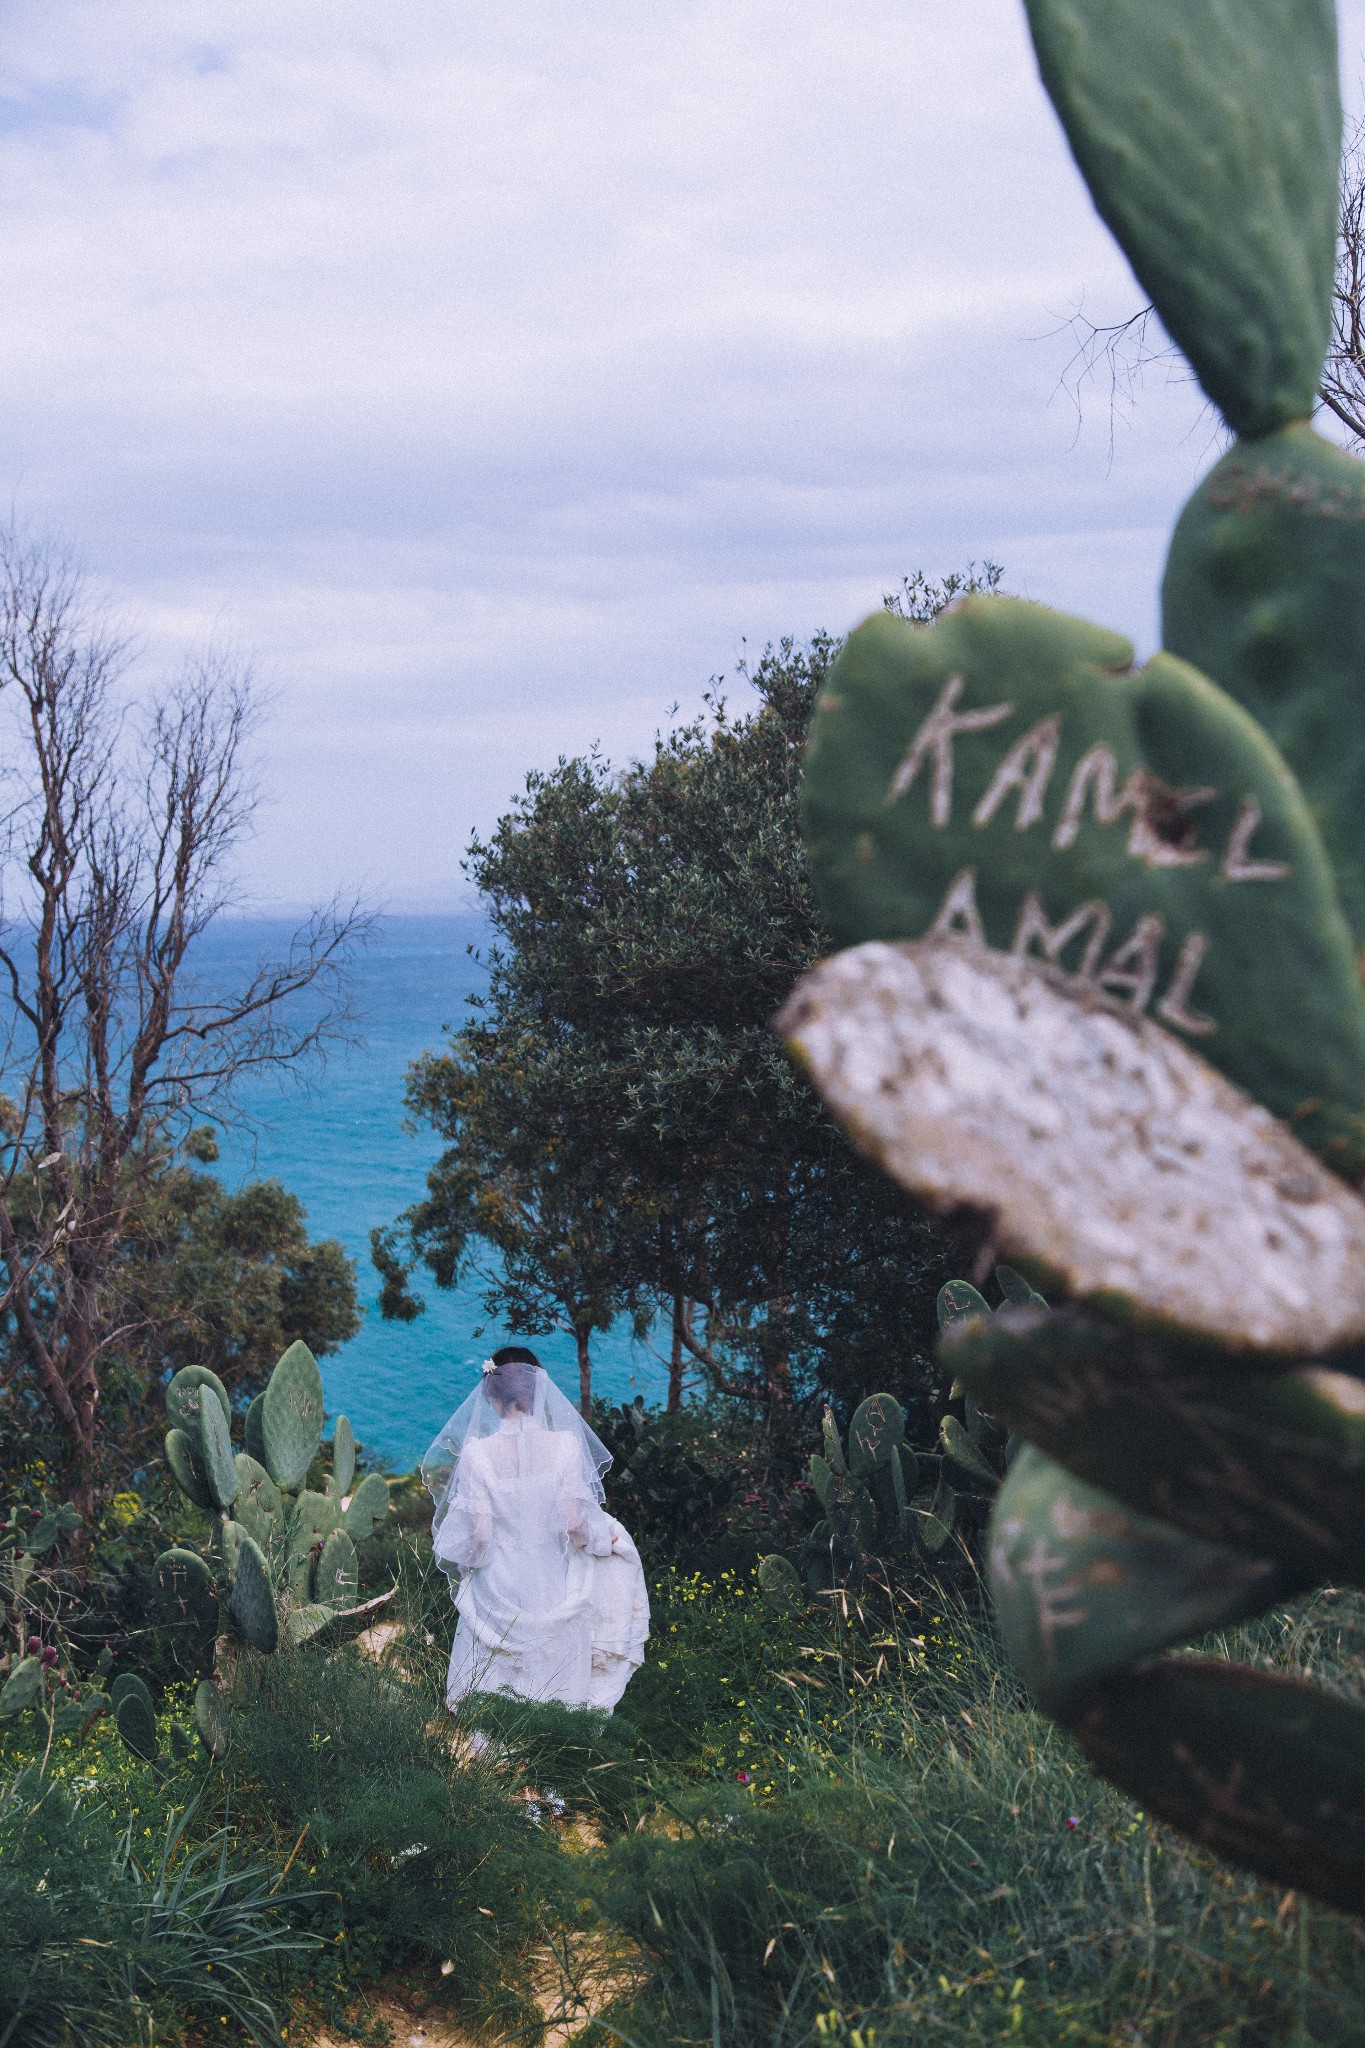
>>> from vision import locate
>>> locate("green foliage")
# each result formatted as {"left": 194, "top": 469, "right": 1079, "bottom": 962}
{"left": 586, "top": 1591, "right": 1365, "bottom": 2047}
{"left": 593, "top": 1398, "right": 735, "bottom": 1564}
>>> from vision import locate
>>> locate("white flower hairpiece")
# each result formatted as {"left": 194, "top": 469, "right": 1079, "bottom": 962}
{"left": 481, "top": 1358, "right": 497, "bottom": 1375}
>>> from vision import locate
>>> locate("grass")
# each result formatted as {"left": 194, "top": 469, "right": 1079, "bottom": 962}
{"left": 8, "top": 1531, "right": 1365, "bottom": 2045}
{"left": 581, "top": 1579, "right": 1365, "bottom": 2047}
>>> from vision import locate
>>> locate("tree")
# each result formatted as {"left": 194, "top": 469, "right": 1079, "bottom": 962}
{"left": 0, "top": 532, "right": 366, "bottom": 1507}
{"left": 1063, "top": 116, "right": 1365, "bottom": 450}
{"left": 380, "top": 571, "right": 998, "bottom": 1431}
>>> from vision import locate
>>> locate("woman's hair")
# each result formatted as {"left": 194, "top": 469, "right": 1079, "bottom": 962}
{"left": 485, "top": 1348, "right": 541, "bottom": 1414}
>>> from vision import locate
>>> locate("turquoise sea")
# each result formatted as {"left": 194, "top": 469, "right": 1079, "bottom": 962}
{"left": 202, "top": 916, "right": 668, "bottom": 1471}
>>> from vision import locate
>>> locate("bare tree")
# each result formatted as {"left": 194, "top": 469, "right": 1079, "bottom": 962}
{"left": 1061, "top": 117, "right": 1365, "bottom": 453}
{"left": 0, "top": 531, "right": 367, "bottom": 1507}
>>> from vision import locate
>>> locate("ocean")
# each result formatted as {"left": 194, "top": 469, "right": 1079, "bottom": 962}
{"left": 200, "top": 915, "right": 668, "bottom": 1471}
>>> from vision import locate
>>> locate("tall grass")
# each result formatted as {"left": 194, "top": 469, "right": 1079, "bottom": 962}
{"left": 582, "top": 1580, "right": 1365, "bottom": 2046}
{"left": 0, "top": 1767, "right": 313, "bottom": 2047}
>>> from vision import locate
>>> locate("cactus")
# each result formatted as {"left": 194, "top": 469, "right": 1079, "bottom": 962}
{"left": 146, "top": 1340, "right": 397, "bottom": 1745}
{"left": 760, "top": 1376, "right": 1006, "bottom": 1605}
{"left": 778, "top": 0, "right": 1365, "bottom": 1909}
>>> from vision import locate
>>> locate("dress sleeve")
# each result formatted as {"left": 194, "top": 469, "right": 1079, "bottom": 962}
{"left": 433, "top": 1441, "right": 496, "bottom": 1571}
{"left": 561, "top": 1438, "right": 613, "bottom": 1557}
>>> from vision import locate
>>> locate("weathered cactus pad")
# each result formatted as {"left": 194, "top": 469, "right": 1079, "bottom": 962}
{"left": 778, "top": 939, "right": 1365, "bottom": 1352}
{"left": 947, "top": 1304, "right": 1365, "bottom": 1580}
{"left": 1022, "top": 0, "right": 1339, "bottom": 437}
{"left": 989, "top": 1445, "right": 1295, "bottom": 1714}
{"left": 803, "top": 599, "right": 1365, "bottom": 1169}
{"left": 1164, "top": 423, "right": 1365, "bottom": 938}
{"left": 1071, "top": 1658, "right": 1365, "bottom": 1913}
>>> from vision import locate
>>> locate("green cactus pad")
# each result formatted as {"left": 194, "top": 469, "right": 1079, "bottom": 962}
{"left": 109, "top": 1672, "right": 155, "bottom": 1717}
{"left": 0, "top": 1656, "right": 42, "bottom": 1717}
{"left": 989, "top": 1446, "right": 1297, "bottom": 1715}
{"left": 1164, "top": 424, "right": 1365, "bottom": 939}
{"left": 218, "top": 1515, "right": 245, "bottom": 1594}
{"left": 229, "top": 1534, "right": 280, "bottom": 1655}
{"left": 114, "top": 1689, "right": 158, "bottom": 1761}
{"left": 939, "top": 1413, "right": 996, "bottom": 1493}
{"left": 946, "top": 1304, "right": 1365, "bottom": 1582}
{"left": 808, "top": 1454, "right": 833, "bottom": 1507}
{"left": 194, "top": 1678, "right": 230, "bottom": 1760}
{"left": 332, "top": 1415, "right": 356, "bottom": 1499}
{"left": 911, "top": 1484, "right": 955, "bottom": 1559}
{"left": 289, "top": 1489, "right": 342, "bottom": 1558}
{"left": 165, "top": 1364, "right": 231, "bottom": 1443}
{"left": 1070, "top": 1657, "right": 1365, "bottom": 1913}
{"left": 152, "top": 1547, "right": 218, "bottom": 1633}
{"left": 820, "top": 1409, "right": 847, "bottom": 1475}
{"left": 343, "top": 1471, "right": 390, "bottom": 1543}
{"left": 169, "top": 1721, "right": 193, "bottom": 1763}
{"left": 994, "top": 1265, "right": 1046, "bottom": 1311}
{"left": 164, "top": 1427, "right": 212, "bottom": 1512}
{"left": 757, "top": 1554, "right": 804, "bottom": 1614}
{"left": 315, "top": 1528, "right": 359, "bottom": 1610}
{"left": 197, "top": 1383, "right": 238, "bottom": 1511}
{"left": 244, "top": 1392, "right": 266, "bottom": 1466}
{"left": 937, "top": 1280, "right": 989, "bottom": 1328}
{"left": 802, "top": 598, "right": 1365, "bottom": 1173}
{"left": 233, "top": 1454, "right": 286, "bottom": 1555}
{"left": 261, "top": 1339, "right": 325, "bottom": 1493}
{"left": 897, "top": 1443, "right": 919, "bottom": 1499}
{"left": 848, "top": 1393, "right": 905, "bottom": 1475}
{"left": 285, "top": 1603, "right": 337, "bottom": 1646}
{"left": 1022, "top": 0, "right": 1339, "bottom": 437}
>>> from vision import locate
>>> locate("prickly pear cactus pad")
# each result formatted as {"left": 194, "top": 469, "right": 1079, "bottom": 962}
{"left": 778, "top": 938, "right": 1365, "bottom": 1353}
{"left": 802, "top": 596, "right": 1365, "bottom": 1172}
{"left": 1021, "top": 0, "right": 1340, "bottom": 437}
{"left": 1163, "top": 424, "right": 1365, "bottom": 938}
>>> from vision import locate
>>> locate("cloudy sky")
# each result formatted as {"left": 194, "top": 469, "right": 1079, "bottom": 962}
{"left": 2, "top": 3, "right": 1360, "bottom": 911}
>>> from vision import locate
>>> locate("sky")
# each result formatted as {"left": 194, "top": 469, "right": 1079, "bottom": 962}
{"left": 2, "top": 2, "right": 1361, "bottom": 912}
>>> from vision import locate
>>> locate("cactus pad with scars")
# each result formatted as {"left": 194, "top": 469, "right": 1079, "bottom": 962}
{"left": 315, "top": 1527, "right": 359, "bottom": 1610}
{"left": 261, "top": 1340, "right": 325, "bottom": 1492}
{"left": 945, "top": 1305, "right": 1365, "bottom": 1582}
{"left": 1021, "top": 0, "right": 1340, "bottom": 437}
{"left": 344, "top": 1471, "right": 390, "bottom": 1543}
{"left": 779, "top": 939, "right": 1365, "bottom": 1354}
{"left": 989, "top": 1444, "right": 1297, "bottom": 1716}
{"left": 802, "top": 598, "right": 1365, "bottom": 1172}
{"left": 165, "top": 1365, "right": 231, "bottom": 1444}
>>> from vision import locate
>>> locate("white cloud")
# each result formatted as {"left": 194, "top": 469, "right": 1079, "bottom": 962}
{"left": 1, "top": 0, "right": 1352, "bottom": 905}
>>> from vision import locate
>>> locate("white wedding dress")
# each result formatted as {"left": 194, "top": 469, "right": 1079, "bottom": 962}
{"left": 428, "top": 1391, "right": 649, "bottom": 1713}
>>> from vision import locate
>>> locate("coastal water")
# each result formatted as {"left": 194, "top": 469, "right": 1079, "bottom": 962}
{"left": 200, "top": 916, "right": 668, "bottom": 1470}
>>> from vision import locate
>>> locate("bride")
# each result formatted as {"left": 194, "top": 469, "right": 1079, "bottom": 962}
{"left": 423, "top": 1347, "right": 650, "bottom": 1712}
